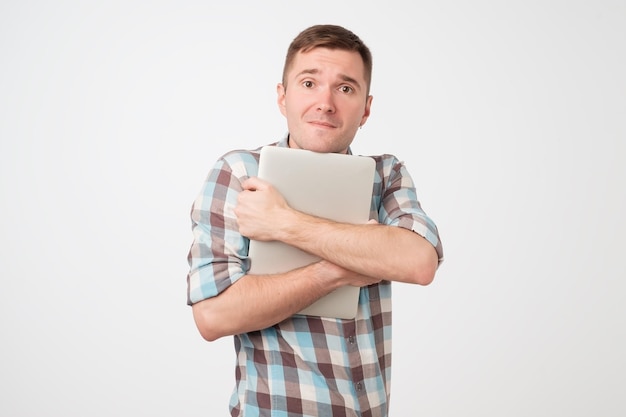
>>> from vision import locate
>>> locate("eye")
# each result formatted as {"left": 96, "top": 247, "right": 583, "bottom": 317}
{"left": 303, "top": 80, "right": 314, "bottom": 88}
{"left": 339, "top": 85, "right": 354, "bottom": 94}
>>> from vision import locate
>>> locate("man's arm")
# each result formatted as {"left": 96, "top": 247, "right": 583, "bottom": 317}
{"left": 236, "top": 177, "right": 439, "bottom": 286}
{"left": 280, "top": 213, "right": 438, "bottom": 285}
{"left": 192, "top": 259, "right": 381, "bottom": 341}
{"left": 191, "top": 171, "right": 438, "bottom": 341}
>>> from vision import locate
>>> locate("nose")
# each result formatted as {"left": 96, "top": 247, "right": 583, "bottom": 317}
{"left": 316, "top": 88, "right": 335, "bottom": 113}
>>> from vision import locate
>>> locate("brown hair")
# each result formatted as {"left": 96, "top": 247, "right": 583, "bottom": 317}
{"left": 282, "top": 24, "right": 373, "bottom": 94}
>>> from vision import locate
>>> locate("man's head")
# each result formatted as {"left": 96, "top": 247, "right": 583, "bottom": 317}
{"left": 282, "top": 25, "right": 373, "bottom": 95}
{"left": 277, "top": 25, "right": 374, "bottom": 154}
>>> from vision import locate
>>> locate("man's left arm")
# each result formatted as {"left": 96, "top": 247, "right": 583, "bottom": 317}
{"left": 236, "top": 176, "right": 439, "bottom": 285}
{"left": 282, "top": 213, "right": 438, "bottom": 285}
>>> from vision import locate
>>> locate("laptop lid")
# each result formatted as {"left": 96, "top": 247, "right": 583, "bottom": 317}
{"left": 247, "top": 145, "right": 376, "bottom": 319}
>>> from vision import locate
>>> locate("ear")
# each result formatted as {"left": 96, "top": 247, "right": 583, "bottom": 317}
{"left": 359, "top": 95, "right": 373, "bottom": 127}
{"left": 277, "top": 83, "right": 287, "bottom": 117}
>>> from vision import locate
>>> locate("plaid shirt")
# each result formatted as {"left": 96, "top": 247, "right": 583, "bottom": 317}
{"left": 187, "top": 137, "right": 444, "bottom": 417}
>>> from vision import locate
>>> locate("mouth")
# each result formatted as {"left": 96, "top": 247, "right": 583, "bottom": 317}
{"left": 308, "top": 120, "right": 337, "bottom": 129}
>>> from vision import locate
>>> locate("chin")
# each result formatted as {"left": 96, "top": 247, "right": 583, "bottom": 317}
{"left": 290, "top": 133, "right": 350, "bottom": 154}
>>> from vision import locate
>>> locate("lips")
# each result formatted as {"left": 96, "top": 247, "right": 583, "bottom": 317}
{"left": 308, "top": 119, "right": 337, "bottom": 128}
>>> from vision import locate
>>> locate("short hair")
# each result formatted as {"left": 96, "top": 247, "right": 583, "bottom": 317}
{"left": 282, "top": 24, "right": 373, "bottom": 94}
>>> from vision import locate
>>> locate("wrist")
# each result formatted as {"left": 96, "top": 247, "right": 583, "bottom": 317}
{"left": 275, "top": 207, "right": 310, "bottom": 243}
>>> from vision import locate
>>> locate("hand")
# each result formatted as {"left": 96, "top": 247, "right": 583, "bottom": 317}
{"left": 235, "top": 177, "right": 291, "bottom": 241}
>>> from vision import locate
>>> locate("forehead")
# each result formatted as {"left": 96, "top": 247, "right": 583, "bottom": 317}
{"left": 287, "top": 47, "right": 366, "bottom": 82}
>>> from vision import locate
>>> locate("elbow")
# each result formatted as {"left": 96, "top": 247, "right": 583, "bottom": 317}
{"left": 410, "top": 263, "right": 437, "bottom": 286}
{"left": 407, "top": 247, "right": 439, "bottom": 286}
{"left": 202, "top": 333, "right": 222, "bottom": 343}
{"left": 197, "top": 324, "right": 222, "bottom": 343}
{"left": 192, "top": 300, "right": 228, "bottom": 342}
{"left": 397, "top": 230, "right": 440, "bottom": 285}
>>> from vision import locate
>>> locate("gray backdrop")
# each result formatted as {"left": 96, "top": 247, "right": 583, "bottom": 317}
{"left": 1, "top": 1, "right": 624, "bottom": 416}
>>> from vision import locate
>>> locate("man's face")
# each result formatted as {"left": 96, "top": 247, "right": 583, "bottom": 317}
{"left": 277, "top": 47, "right": 373, "bottom": 154}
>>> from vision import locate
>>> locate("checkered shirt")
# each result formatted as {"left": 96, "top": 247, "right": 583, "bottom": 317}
{"left": 187, "top": 137, "right": 444, "bottom": 416}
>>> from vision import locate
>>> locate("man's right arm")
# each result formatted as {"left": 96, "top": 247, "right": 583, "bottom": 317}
{"left": 192, "top": 260, "right": 380, "bottom": 341}
{"left": 188, "top": 153, "right": 380, "bottom": 341}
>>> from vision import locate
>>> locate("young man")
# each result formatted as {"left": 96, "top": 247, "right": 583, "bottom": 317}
{"left": 187, "top": 24, "right": 444, "bottom": 417}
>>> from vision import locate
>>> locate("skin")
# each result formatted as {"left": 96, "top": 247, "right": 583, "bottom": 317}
{"left": 192, "top": 47, "right": 439, "bottom": 342}
{"left": 277, "top": 48, "right": 372, "bottom": 154}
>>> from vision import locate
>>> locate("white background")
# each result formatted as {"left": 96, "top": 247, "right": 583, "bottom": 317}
{"left": 1, "top": 1, "right": 624, "bottom": 416}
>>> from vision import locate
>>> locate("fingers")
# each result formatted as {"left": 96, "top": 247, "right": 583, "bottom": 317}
{"left": 241, "top": 176, "right": 270, "bottom": 191}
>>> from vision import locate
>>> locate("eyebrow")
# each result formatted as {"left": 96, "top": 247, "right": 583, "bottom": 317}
{"left": 295, "top": 69, "right": 363, "bottom": 91}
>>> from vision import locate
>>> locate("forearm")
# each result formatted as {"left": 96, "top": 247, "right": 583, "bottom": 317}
{"left": 278, "top": 210, "right": 438, "bottom": 285}
{"left": 192, "top": 262, "right": 342, "bottom": 341}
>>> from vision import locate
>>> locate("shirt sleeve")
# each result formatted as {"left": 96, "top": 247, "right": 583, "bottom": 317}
{"left": 375, "top": 155, "right": 444, "bottom": 265}
{"left": 186, "top": 151, "right": 257, "bottom": 305}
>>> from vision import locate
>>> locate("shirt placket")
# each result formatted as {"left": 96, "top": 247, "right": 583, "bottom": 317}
{"left": 342, "top": 319, "right": 370, "bottom": 413}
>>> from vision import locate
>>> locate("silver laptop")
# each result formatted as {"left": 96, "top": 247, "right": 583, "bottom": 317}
{"left": 247, "top": 145, "right": 376, "bottom": 319}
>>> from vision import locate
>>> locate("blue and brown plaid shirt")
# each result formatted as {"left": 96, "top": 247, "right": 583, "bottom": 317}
{"left": 187, "top": 136, "right": 444, "bottom": 417}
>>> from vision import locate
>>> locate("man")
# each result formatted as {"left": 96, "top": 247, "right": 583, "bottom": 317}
{"left": 187, "top": 24, "right": 444, "bottom": 417}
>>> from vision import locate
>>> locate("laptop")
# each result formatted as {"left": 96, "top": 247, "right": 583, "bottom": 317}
{"left": 247, "top": 145, "right": 376, "bottom": 319}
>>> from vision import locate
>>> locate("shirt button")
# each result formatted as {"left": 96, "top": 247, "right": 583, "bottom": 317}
{"left": 348, "top": 336, "right": 355, "bottom": 345}
{"left": 355, "top": 382, "right": 363, "bottom": 391}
